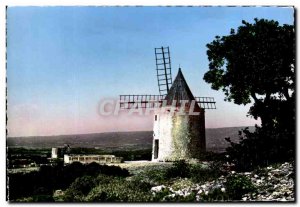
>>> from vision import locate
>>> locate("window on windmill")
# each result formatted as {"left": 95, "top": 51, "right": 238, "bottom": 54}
{"left": 155, "top": 115, "right": 158, "bottom": 121}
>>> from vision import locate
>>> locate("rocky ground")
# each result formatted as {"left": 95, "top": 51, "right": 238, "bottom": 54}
{"left": 242, "top": 162, "right": 294, "bottom": 201}
{"left": 150, "top": 162, "right": 294, "bottom": 202}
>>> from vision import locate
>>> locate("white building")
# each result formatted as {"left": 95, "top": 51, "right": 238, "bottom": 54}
{"left": 152, "top": 68, "right": 206, "bottom": 162}
{"left": 64, "top": 154, "right": 123, "bottom": 164}
{"left": 51, "top": 148, "right": 58, "bottom": 159}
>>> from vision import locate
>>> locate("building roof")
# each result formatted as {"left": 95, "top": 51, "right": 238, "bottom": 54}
{"left": 164, "top": 68, "right": 197, "bottom": 106}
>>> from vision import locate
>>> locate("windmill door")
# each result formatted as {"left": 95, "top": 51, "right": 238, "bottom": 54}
{"left": 154, "top": 139, "right": 159, "bottom": 159}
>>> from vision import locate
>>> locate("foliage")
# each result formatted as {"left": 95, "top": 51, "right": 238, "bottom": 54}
{"left": 83, "top": 175, "right": 153, "bottom": 202}
{"left": 225, "top": 174, "right": 256, "bottom": 200}
{"left": 199, "top": 188, "right": 229, "bottom": 201}
{"left": 152, "top": 188, "right": 173, "bottom": 201}
{"left": 8, "top": 162, "right": 129, "bottom": 201}
{"left": 225, "top": 126, "right": 295, "bottom": 171}
{"left": 133, "top": 168, "right": 169, "bottom": 186}
{"left": 163, "top": 192, "right": 197, "bottom": 202}
{"left": 204, "top": 18, "right": 294, "bottom": 123}
{"left": 204, "top": 18, "right": 295, "bottom": 171}
{"left": 165, "top": 160, "right": 190, "bottom": 178}
{"left": 198, "top": 151, "right": 226, "bottom": 162}
{"left": 63, "top": 176, "right": 97, "bottom": 201}
{"left": 189, "top": 163, "right": 222, "bottom": 183}
{"left": 164, "top": 160, "right": 222, "bottom": 183}
{"left": 204, "top": 18, "right": 295, "bottom": 129}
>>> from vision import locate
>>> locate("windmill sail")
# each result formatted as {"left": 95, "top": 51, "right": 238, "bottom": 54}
{"left": 155, "top": 46, "right": 172, "bottom": 96}
{"left": 119, "top": 47, "right": 216, "bottom": 110}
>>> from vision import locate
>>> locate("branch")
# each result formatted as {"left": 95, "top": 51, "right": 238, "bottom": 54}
{"left": 250, "top": 91, "right": 261, "bottom": 104}
{"left": 283, "top": 88, "right": 291, "bottom": 101}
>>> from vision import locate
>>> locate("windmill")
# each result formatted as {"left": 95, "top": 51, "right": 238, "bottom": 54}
{"left": 120, "top": 46, "right": 216, "bottom": 162}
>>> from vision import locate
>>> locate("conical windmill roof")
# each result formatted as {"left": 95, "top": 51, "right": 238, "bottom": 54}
{"left": 164, "top": 68, "right": 197, "bottom": 106}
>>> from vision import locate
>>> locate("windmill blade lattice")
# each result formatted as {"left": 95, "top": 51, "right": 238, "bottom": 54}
{"left": 155, "top": 47, "right": 172, "bottom": 96}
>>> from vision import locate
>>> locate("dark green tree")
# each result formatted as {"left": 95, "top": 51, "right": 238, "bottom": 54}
{"left": 204, "top": 18, "right": 295, "bottom": 170}
{"left": 204, "top": 18, "right": 295, "bottom": 129}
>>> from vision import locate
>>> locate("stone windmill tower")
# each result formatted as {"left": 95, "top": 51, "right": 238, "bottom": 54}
{"left": 120, "top": 47, "right": 216, "bottom": 162}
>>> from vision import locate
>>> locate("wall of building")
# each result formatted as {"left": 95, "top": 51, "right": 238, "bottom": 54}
{"left": 64, "top": 154, "right": 123, "bottom": 164}
{"left": 152, "top": 107, "right": 206, "bottom": 161}
{"left": 51, "top": 148, "right": 58, "bottom": 159}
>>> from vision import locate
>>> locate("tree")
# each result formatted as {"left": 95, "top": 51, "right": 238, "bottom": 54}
{"left": 204, "top": 18, "right": 295, "bottom": 170}
{"left": 204, "top": 18, "right": 295, "bottom": 129}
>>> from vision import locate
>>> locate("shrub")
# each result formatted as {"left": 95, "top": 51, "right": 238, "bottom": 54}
{"left": 84, "top": 177, "right": 153, "bottom": 202}
{"left": 225, "top": 126, "right": 295, "bottom": 171}
{"left": 164, "top": 160, "right": 222, "bottom": 183}
{"left": 63, "top": 176, "right": 97, "bottom": 201}
{"left": 15, "top": 195, "right": 55, "bottom": 202}
{"left": 140, "top": 168, "right": 169, "bottom": 185}
{"left": 8, "top": 162, "right": 130, "bottom": 201}
{"left": 165, "top": 160, "right": 190, "bottom": 178}
{"left": 198, "top": 152, "right": 226, "bottom": 162}
{"left": 225, "top": 174, "right": 256, "bottom": 200}
{"left": 199, "top": 188, "right": 229, "bottom": 201}
{"left": 152, "top": 188, "right": 172, "bottom": 201}
{"left": 189, "top": 163, "right": 221, "bottom": 183}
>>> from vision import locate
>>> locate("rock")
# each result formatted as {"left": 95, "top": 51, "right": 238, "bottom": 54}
{"left": 151, "top": 185, "right": 166, "bottom": 192}
{"left": 148, "top": 162, "right": 294, "bottom": 202}
{"left": 280, "top": 198, "right": 287, "bottom": 202}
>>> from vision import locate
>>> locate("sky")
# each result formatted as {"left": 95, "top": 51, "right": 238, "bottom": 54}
{"left": 6, "top": 6, "right": 294, "bottom": 137}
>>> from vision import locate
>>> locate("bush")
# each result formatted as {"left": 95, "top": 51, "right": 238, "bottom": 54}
{"left": 63, "top": 176, "right": 97, "bottom": 201}
{"left": 16, "top": 195, "right": 54, "bottom": 202}
{"left": 199, "top": 188, "right": 229, "bottom": 201}
{"left": 225, "top": 126, "right": 295, "bottom": 171}
{"left": 163, "top": 191, "right": 197, "bottom": 202}
{"left": 165, "top": 160, "right": 190, "bottom": 178}
{"left": 8, "top": 162, "right": 129, "bottom": 201}
{"left": 225, "top": 174, "right": 256, "bottom": 200}
{"left": 165, "top": 160, "right": 222, "bottom": 183}
{"left": 83, "top": 176, "right": 153, "bottom": 202}
{"left": 189, "top": 163, "right": 221, "bottom": 183}
{"left": 198, "top": 152, "right": 226, "bottom": 162}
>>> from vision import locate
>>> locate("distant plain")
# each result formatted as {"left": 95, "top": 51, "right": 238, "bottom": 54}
{"left": 7, "top": 126, "right": 255, "bottom": 153}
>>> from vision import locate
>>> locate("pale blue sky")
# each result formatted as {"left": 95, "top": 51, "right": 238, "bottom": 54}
{"left": 7, "top": 6, "right": 294, "bottom": 136}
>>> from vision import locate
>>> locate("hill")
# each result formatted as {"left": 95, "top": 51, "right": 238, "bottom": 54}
{"left": 7, "top": 126, "right": 255, "bottom": 152}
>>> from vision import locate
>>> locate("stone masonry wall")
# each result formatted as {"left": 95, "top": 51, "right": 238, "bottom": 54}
{"left": 152, "top": 108, "right": 206, "bottom": 161}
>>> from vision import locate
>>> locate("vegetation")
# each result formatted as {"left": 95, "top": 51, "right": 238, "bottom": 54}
{"left": 164, "top": 160, "right": 222, "bottom": 183}
{"left": 204, "top": 18, "right": 295, "bottom": 171}
{"left": 60, "top": 160, "right": 224, "bottom": 202}
{"left": 8, "top": 162, "right": 129, "bottom": 201}
{"left": 225, "top": 175, "right": 256, "bottom": 200}
{"left": 8, "top": 147, "right": 153, "bottom": 168}
{"left": 80, "top": 175, "right": 153, "bottom": 202}
{"left": 8, "top": 18, "right": 295, "bottom": 202}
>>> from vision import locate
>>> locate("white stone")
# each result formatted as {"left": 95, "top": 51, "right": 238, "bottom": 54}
{"left": 151, "top": 185, "right": 166, "bottom": 192}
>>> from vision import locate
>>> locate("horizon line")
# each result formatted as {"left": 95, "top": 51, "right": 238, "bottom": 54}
{"left": 7, "top": 125, "right": 258, "bottom": 138}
